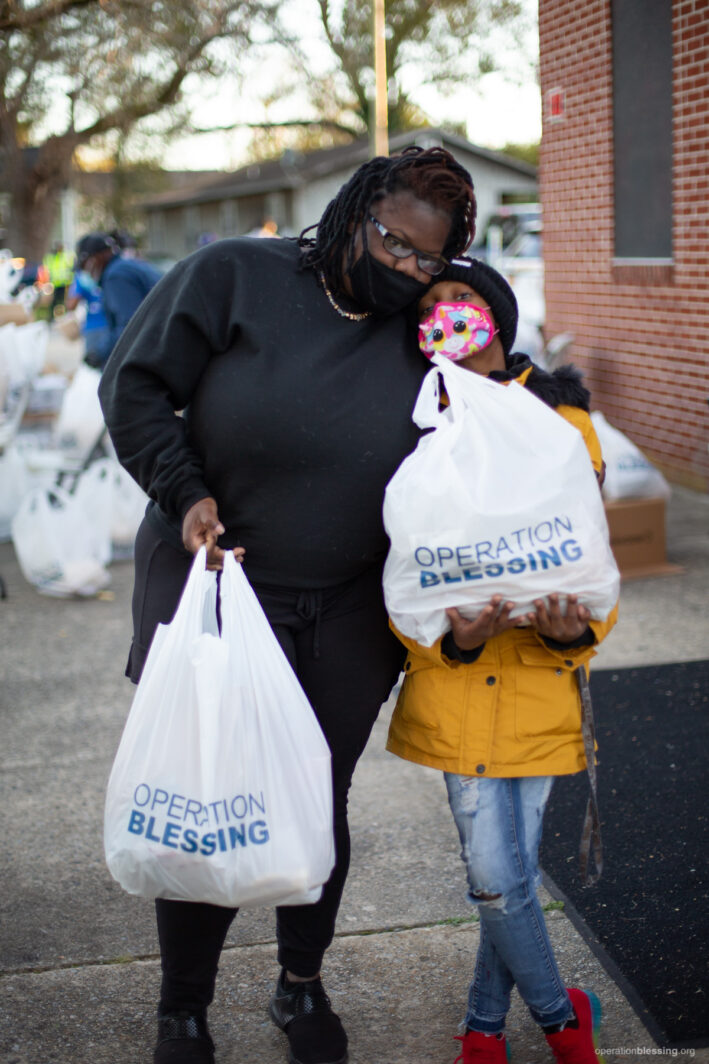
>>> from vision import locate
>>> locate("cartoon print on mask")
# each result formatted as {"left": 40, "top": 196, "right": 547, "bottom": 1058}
{"left": 418, "top": 301, "right": 498, "bottom": 362}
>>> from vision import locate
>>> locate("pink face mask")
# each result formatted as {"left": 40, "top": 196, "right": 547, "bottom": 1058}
{"left": 418, "top": 301, "right": 498, "bottom": 362}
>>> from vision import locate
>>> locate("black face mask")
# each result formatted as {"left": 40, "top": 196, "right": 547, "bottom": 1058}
{"left": 347, "top": 250, "right": 429, "bottom": 318}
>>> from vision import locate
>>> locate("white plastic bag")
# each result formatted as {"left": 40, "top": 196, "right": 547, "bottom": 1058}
{"left": 104, "top": 548, "right": 335, "bottom": 908}
{"left": 383, "top": 357, "right": 620, "bottom": 647}
{"left": 0, "top": 320, "right": 49, "bottom": 385}
{"left": 590, "top": 411, "right": 671, "bottom": 501}
{"left": 10, "top": 485, "right": 111, "bottom": 596}
{"left": 108, "top": 462, "right": 148, "bottom": 549}
{"left": 0, "top": 250, "right": 22, "bottom": 303}
{"left": 73, "top": 457, "right": 148, "bottom": 559}
{"left": 0, "top": 444, "right": 31, "bottom": 541}
{"left": 55, "top": 363, "right": 104, "bottom": 452}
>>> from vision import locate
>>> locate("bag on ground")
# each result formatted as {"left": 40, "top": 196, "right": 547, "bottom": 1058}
{"left": 590, "top": 410, "right": 671, "bottom": 501}
{"left": 73, "top": 457, "right": 148, "bottom": 559}
{"left": 11, "top": 484, "right": 111, "bottom": 596}
{"left": 104, "top": 548, "right": 335, "bottom": 908}
{"left": 0, "top": 320, "right": 49, "bottom": 385}
{"left": 383, "top": 356, "right": 620, "bottom": 646}
{"left": 0, "top": 444, "right": 31, "bottom": 542}
{"left": 54, "top": 363, "right": 104, "bottom": 452}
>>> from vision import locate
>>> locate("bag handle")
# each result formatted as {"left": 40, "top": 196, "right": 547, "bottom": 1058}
{"left": 220, "top": 551, "right": 292, "bottom": 660}
{"left": 412, "top": 358, "right": 470, "bottom": 429}
{"left": 164, "top": 545, "right": 219, "bottom": 645}
{"left": 220, "top": 549, "right": 276, "bottom": 646}
{"left": 412, "top": 364, "right": 447, "bottom": 429}
{"left": 414, "top": 354, "right": 505, "bottom": 429}
{"left": 220, "top": 552, "right": 323, "bottom": 736}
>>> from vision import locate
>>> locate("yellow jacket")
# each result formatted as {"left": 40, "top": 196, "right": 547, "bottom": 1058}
{"left": 386, "top": 361, "right": 617, "bottom": 778}
{"left": 387, "top": 606, "right": 617, "bottom": 778}
{"left": 43, "top": 248, "right": 74, "bottom": 288}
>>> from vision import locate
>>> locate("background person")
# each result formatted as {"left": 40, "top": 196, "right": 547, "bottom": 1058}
{"left": 98, "top": 146, "right": 477, "bottom": 1064}
{"left": 109, "top": 227, "right": 139, "bottom": 258}
{"left": 65, "top": 267, "right": 108, "bottom": 369}
{"left": 387, "top": 257, "right": 617, "bottom": 1064}
{"left": 75, "top": 232, "right": 161, "bottom": 369}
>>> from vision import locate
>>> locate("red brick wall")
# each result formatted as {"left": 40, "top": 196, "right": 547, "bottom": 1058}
{"left": 539, "top": 0, "right": 709, "bottom": 490}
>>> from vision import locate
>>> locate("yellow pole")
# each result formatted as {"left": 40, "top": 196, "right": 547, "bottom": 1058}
{"left": 373, "top": 0, "right": 389, "bottom": 157}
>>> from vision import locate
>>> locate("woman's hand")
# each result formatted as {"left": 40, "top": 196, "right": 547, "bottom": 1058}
{"left": 446, "top": 596, "right": 518, "bottom": 651}
{"left": 182, "top": 497, "right": 245, "bottom": 571}
{"left": 524, "top": 594, "right": 590, "bottom": 643}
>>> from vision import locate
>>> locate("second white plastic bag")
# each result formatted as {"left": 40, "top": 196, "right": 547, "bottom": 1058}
{"left": 104, "top": 548, "right": 335, "bottom": 908}
{"left": 383, "top": 356, "right": 620, "bottom": 646}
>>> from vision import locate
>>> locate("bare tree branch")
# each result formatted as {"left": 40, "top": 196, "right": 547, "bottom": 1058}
{"left": 0, "top": 0, "right": 98, "bottom": 33}
{"left": 190, "top": 117, "right": 360, "bottom": 138}
{"left": 0, "top": 0, "right": 275, "bottom": 255}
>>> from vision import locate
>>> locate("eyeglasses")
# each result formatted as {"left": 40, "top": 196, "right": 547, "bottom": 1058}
{"left": 368, "top": 215, "right": 448, "bottom": 276}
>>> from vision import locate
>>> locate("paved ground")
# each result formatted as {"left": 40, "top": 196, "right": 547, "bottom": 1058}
{"left": 1, "top": 380, "right": 707, "bottom": 1064}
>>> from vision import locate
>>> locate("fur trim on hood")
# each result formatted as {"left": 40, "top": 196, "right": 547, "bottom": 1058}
{"left": 489, "top": 353, "right": 591, "bottom": 412}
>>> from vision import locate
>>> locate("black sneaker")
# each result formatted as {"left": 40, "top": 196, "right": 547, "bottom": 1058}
{"left": 154, "top": 1010, "right": 215, "bottom": 1063}
{"left": 269, "top": 970, "right": 348, "bottom": 1064}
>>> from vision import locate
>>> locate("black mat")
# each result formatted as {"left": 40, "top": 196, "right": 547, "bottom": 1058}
{"left": 540, "top": 661, "right": 709, "bottom": 1048}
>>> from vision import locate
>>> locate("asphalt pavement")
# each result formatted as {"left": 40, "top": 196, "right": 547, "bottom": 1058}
{"left": 1, "top": 428, "right": 707, "bottom": 1062}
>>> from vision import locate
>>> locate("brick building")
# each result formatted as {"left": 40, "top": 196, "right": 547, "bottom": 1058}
{"left": 539, "top": 0, "right": 709, "bottom": 491}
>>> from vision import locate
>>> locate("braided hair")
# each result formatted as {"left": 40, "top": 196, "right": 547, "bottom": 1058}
{"left": 299, "top": 146, "right": 476, "bottom": 294}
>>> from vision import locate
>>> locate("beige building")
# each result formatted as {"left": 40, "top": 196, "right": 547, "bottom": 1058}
{"left": 136, "top": 128, "right": 538, "bottom": 261}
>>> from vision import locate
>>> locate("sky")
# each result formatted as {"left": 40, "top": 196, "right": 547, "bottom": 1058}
{"left": 158, "top": 0, "right": 542, "bottom": 172}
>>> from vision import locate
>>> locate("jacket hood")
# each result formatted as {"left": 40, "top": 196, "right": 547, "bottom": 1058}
{"left": 489, "top": 353, "right": 591, "bottom": 412}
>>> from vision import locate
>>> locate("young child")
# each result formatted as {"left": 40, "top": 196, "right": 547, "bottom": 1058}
{"left": 386, "top": 257, "right": 618, "bottom": 1064}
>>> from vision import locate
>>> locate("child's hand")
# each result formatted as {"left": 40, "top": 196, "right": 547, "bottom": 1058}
{"left": 446, "top": 596, "right": 517, "bottom": 651}
{"left": 524, "top": 594, "right": 590, "bottom": 642}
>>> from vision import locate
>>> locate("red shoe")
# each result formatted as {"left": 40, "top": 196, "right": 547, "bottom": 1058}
{"left": 544, "top": 988, "right": 604, "bottom": 1064}
{"left": 454, "top": 1029, "right": 509, "bottom": 1064}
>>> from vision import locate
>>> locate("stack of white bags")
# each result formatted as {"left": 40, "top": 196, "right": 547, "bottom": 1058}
{"left": 11, "top": 456, "right": 149, "bottom": 597}
{"left": 0, "top": 335, "right": 148, "bottom": 595}
{"left": 590, "top": 410, "right": 671, "bottom": 502}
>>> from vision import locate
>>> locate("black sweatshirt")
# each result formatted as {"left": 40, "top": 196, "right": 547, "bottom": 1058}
{"left": 98, "top": 237, "right": 429, "bottom": 588}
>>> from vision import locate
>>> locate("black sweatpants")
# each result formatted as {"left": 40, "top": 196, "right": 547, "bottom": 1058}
{"left": 128, "top": 517, "right": 405, "bottom": 1012}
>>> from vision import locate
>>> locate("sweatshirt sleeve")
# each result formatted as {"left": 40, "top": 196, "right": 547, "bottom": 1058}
{"left": 98, "top": 246, "right": 236, "bottom": 523}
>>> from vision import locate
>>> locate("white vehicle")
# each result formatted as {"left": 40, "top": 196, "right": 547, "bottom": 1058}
{"left": 497, "top": 218, "right": 545, "bottom": 333}
{"left": 482, "top": 203, "right": 541, "bottom": 250}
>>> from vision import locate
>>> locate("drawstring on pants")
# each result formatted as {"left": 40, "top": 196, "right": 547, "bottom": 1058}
{"left": 295, "top": 589, "right": 324, "bottom": 658}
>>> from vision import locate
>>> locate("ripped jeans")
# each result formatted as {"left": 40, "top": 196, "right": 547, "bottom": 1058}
{"left": 444, "top": 774, "right": 574, "bottom": 1034}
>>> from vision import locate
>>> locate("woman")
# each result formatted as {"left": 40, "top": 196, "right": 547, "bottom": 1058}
{"left": 99, "top": 145, "right": 476, "bottom": 1064}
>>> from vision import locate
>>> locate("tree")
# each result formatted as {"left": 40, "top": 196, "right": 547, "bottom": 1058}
{"left": 216, "top": 0, "right": 530, "bottom": 158}
{"left": 314, "top": 0, "right": 527, "bottom": 136}
{"left": 499, "top": 141, "right": 539, "bottom": 167}
{"left": 0, "top": 0, "right": 276, "bottom": 258}
{"left": 1, "top": 0, "right": 534, "bottom": 257}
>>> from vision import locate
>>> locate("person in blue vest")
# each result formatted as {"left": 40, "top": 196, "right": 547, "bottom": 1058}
{"left": 75, "top": 232, "right": 162, "bottom": 369}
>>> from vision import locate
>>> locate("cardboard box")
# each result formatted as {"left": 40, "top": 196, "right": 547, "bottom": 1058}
{"left": 57, "top": 313, "right": 81, "bottom": 341}
{"left": 604, "top": 496, "right": 682, "bottom": 579}
{"left": 0, "top": 303, "right": 31, "bottom": 325}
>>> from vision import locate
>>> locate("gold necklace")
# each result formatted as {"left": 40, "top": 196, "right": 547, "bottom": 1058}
{"left": 318, "top": 271, "right": 371, "bottom": 321}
